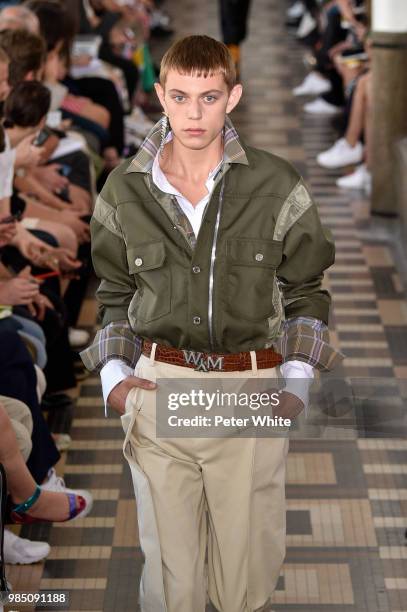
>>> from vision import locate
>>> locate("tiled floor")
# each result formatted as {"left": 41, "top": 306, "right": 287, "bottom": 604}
{"left": 5, "top": 0, "right": 407, "bottom": 610}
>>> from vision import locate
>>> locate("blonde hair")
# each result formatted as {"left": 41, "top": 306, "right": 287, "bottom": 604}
{"left": 160, "top": 35, "right": 236, "bottom": 91}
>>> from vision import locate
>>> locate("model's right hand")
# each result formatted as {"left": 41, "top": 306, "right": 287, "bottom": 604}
{"left": 107, "top": 376, "right": 157, "bottom": 415}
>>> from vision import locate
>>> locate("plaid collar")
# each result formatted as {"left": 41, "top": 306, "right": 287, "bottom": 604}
{"left": 124, "top": 114, "right": 249, "bottom": 174}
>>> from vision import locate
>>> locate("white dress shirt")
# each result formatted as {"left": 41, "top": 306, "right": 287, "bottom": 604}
{"left": 100, "top": 135, "right": 314, "bottom": 412}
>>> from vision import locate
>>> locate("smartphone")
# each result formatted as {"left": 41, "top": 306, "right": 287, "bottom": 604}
{"left": 58, "top": 186, "right": 71, "bottom": 203}
{"left": 0, "top": 211, "right": 22, "bottom": 224}
{"left": 33, "top": 128, "right": 51, "bottom": 147}
{"left": 50, "top": 127, "right": 67, "bottom": 139}
{"left": 58, "top": 164, "right": 72, "bottom": 177}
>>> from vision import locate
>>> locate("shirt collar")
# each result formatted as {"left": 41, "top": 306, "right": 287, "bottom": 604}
{"left": 151, "top": 131, "right": 223, "bottom": 200}
{"left": 124, "top": 114, "right": 249, "bottom": 174}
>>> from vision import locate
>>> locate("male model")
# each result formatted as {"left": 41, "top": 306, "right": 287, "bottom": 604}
{"left": 81, "top": 35, "right": 341, "bottom": 612}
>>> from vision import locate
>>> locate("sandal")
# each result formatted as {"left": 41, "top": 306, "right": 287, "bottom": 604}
{"left": 10, "top": 485, "right": 90, "bottom": 525}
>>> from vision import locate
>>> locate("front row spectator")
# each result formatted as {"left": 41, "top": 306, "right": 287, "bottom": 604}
{"left": 0, "top": 400, "right": 92, "bottom": 523}
{"left": 1, "top": 395, "right": 50, "bottom": 564}
{"left": 290, "top": 0, "right": 372, "bottom": 192}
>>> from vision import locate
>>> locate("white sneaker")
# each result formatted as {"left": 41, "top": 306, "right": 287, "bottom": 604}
{"left": 4, "top": 529, "right": 50, "bottom": 565}
{"left": 52, "top": 433, "right": 72, "bottom": 452}
{"left": 287, "top": 1, "right": 305, "bottom": 19}
{"left": 336, "top": 164, "right": 371, "bottom": 191}
{"left": 293, "top": 72, "right": 331, "bottom": 96}
{"left": 41, "top": 468, "right": 93, "bottom": 518}
{"left": 68, "top": 327, "right": 90, "bottom": 348}
{"left": 125, "top": 106, "right": 155, "bottom": 138}
{"left": 296, "top": 12, "right": 317, "bottom": 38}
{"left": 317, "top": 138, "right": 363, "bottom": 168}
{"left": 304, "top": 97, "right": 342, "bottom": 115}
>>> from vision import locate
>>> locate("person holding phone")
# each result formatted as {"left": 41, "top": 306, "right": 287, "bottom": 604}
{"left": 1, "top": 81, "right": 90, "bottom": 251}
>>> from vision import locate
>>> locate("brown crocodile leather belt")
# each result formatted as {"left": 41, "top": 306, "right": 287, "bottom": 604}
{"left": 142, "top": 340, "right": 282, "bottom": 372}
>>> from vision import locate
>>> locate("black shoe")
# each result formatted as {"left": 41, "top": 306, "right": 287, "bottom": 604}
{"left": 41, "top": 393, "right": 73, "bottom": 410}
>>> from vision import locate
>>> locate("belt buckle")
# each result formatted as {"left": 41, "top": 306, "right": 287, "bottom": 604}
{"left": 182, "top": 349, "right": 224, "bottom": 372}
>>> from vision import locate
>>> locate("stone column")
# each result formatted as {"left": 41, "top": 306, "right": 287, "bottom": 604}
{"left": 371, "top": 0, "right": 407, "bottom": 214}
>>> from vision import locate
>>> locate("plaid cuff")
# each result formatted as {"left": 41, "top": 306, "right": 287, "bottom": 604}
{"left": 80, "top": 320, "right": 142, "bottom": 373}
{"left": 277, "top": 316, "right": 344, "bottom": 372}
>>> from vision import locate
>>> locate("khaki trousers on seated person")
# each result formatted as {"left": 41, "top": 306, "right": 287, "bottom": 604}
{"left": 121, "top": 346, "right": 289, "bottom": 612}
{"left": 0, "top": 395, "right": 33, "bottom": 462}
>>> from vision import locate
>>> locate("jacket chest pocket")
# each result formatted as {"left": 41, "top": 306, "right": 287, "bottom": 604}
{"left": 127, "top": 240, "right": 171, "bottom": 322}
{"left": 225, "top": 238, "right": 283, "bottom": 322}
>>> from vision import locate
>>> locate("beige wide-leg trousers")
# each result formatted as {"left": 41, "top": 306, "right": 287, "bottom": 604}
{"left": 121, "top": 346, "right": 289, "bottom": 612}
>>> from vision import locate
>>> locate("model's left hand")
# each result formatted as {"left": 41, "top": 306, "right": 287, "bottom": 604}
{"left": 273, "top": 391, "right": 305, "bottom": 420}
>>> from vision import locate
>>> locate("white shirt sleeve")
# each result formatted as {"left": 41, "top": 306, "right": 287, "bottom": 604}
{"left": 280, "top": 360, "right": 314, "bottom": 411}
{"left": 0, "top": 148, "right": 16, "bottom": 199}
{"left": 100, "top": 359, "right": 134, "bottom": 417}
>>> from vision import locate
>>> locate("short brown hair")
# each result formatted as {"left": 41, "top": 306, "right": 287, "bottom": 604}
{"left": 160, "top": 35, "right": 236, "bottom": 90}
{"left": 3, "top": 80, "right": 50, "bottom": 127}
{"left": 0, "top": 28, "right": 45, "bottom": 86}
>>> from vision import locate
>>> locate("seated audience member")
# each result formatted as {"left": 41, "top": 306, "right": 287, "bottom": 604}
{"left": 0, "top": 400, "right": 92, "bottom": 524}
{"left": 0, "top": 210, "right": 78, "bottom": 397}
{"left": 317, "top": 69, "right": 371, "bottom": 191}
{"left": 0, "top": 27, "right": 45, "bottom": 84}
{"left": 292, "top": 0, "right": 368, "bottom": 115}
{"left": 79, "top": 0, "right": 138, "bottom": 101}
{"left": 0, "top": 98, "right": 84, "bottom": 394}
{"left": 42, "top": 0, "right": 129, "bottom": 159}
{"left": 0, "top": 3, "right": 39, "bottom": 33}
{"left": 0, "top": 214, "right": 47, "bottom": 370}
{"left": 0, "top": 329, "right": 59, "bottom": 484}
{"left": 24, "top": 0, "right": 126, "bottom": 164}
{"left": 290, "top": 1, "right": 371, "bottom": 192}
{"left": 0, "top": 3, "right": 107, "bottom": 158}
{"left": 0, "top": 395, "right": 50, "bottom": 565}
{"left": 0, "top": 36, "right": 93, "bottom": 341}
{"left": 75, "top": 0, "right": 156, "bottom": 145}
{"left": 3, "top": 82, "right": 89, "bottom": 248}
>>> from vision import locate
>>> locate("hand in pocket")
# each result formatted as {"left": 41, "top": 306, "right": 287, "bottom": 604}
{"left": 108, "top": 375, "right": 156, "bottom": 416}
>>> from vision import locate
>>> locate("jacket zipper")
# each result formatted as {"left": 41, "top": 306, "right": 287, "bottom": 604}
{"left": 145, "top": 169, "right": 227, "bottom": 351}
{"left": 208, "top": 177, "right": 225, "bottom": 351}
